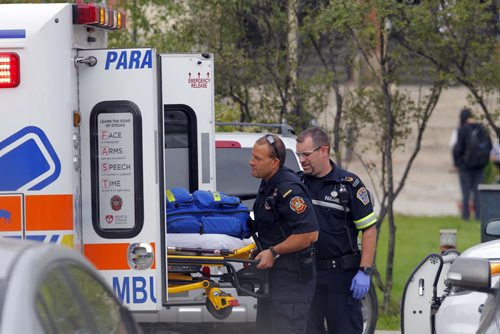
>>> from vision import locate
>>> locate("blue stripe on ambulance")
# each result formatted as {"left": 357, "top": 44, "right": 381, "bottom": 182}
{"left": 26, "top": 235, "right": 46, "bottom": 242}
{"left": 0, "top": 29, "right": 26, "bottom": 39}
{"left": 25, "top": 234, "right": 62, "bottom": 243}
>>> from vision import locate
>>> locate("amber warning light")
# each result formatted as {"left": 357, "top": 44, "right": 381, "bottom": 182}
{"left": 0, "top": 53, "right": 20, "bottom": 88}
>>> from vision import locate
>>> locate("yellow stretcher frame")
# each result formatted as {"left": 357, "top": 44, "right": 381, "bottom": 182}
{"left": 166, "top": 243, "right": 258, "bottom": 320}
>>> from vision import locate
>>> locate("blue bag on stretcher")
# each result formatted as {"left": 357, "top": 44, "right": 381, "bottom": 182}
{"left": 165, "top": 188, "right": 252, "bottom": 239}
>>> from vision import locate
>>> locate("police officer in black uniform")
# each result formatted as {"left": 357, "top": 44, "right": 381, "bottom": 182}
{"left": 250, "top": 134, "right": 319, "bottom": 334}
{"left": 296, "top": 127, "right": 377, "bottom": 334}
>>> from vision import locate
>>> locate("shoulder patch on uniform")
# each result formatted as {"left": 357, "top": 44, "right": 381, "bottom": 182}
{"left": 290, "top": 196, "right": 307, "bottom": 214}
{"left": 356, "top": 187, "right": 370, "bottom": 205}
{"left": 282, "top": 189, "right": 293, "bottom": 198}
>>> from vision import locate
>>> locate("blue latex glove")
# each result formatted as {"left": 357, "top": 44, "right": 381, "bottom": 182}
{"left": 350, "top": 270, "right": 370, "bottom": 300}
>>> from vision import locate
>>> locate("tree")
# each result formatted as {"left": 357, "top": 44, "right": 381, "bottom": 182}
{"left": 300, "top": 0, "right": 358, "bottom": 166}
{"left": 318, "top": 0, "right": 445, "bottom": 313}
{"left": 390, "top": 0, "right": 500, "bottom": 139}
{"left": 110, "top": 0, "right": 330, "bottom": 130}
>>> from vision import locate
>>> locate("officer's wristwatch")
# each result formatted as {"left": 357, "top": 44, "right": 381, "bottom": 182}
{"left": 268, "top": 246, "right": 280, "bottom": 259}
{"left": 360, "top": 266, "right": 373, "bottom": 275}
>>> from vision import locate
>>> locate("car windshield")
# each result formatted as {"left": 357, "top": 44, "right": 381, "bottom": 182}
{"left": 216, "top": 147, "right": 300, "bottom": 208}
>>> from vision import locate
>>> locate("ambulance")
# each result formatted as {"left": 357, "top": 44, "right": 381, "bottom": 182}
{"left": 0, "top": 1, "right": 255, "bottom": 325}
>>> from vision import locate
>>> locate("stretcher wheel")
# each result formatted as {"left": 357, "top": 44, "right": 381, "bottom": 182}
{"left": 206, "top": 299, "right": 233, "bottom": 320}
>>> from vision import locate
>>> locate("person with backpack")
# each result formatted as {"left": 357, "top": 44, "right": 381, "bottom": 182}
{"left": 453, "top": 108, "right": 493, "bottom": 221}
{"left": 491, "top": 138, "right": 500, "bottom": 184}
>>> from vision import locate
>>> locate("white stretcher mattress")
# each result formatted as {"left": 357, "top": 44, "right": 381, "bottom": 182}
{"left": 167, "top": 233, "right": 253, "bottom": 251}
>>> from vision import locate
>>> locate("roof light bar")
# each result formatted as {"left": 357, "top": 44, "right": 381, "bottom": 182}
{"left": 73, "top": 2, "right": 126, "bottom": 30}
{"left": 0, "top": 53, "right": 20, "bottom": 88}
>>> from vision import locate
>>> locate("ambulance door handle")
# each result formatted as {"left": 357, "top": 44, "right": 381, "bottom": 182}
{"left": 418, "top": 278, "right": 424, "bottom": 296}
{"left": 74, "top": 56, "right": 97, "bottom": 67}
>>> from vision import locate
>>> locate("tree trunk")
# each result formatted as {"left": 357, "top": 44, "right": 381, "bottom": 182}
{"left": 381, "top": 48, "right": 395, "bottom": 311}
{"left": 287, "top": 0, "right": 299, "bottom": 120}
{"left": 333, "top": 86, "right": 343, "bottom": 167}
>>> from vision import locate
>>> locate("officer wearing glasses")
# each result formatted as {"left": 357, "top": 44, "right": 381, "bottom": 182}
{"left": 296, "top": 127, "right": 377, "bottom": 334}
{"left": 249, "top": 134, "right": 319, "bottom": 334}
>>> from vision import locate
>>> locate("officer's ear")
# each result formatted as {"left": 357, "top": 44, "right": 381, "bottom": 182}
{"left": 271, "top": 157, "right": 281, "bottom": 169}
{"left": 319, "top": 145, "right": 330, "bottom": 157}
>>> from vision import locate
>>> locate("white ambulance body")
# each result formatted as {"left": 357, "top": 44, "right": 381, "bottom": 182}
{"left": 0, "top": 2, "right": 243, "bottom": 323}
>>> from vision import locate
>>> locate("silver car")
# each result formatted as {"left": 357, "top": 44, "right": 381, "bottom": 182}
{"left": 447, "top": 256, "right": 500, "bottom": 334}
{"left": 0, "top": 238, "right": 141, "bottom": 334}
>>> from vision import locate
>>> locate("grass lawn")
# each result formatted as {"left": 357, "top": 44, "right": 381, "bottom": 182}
{"left": 374, "top": 215, "right": 481, "bottom": 330}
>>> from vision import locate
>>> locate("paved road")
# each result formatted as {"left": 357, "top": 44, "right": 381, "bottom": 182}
{"left": 141, "top": 323, "right": 402, "bottom": 334}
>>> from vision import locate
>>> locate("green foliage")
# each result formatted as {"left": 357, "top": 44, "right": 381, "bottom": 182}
{"left": 214, "top": 101, "right": 240, "bottom": 124}
{"left": 346, "top": 87, "right": 426, "bottom": 156}
{"left": 108, "top": 0, "right": 332, "bottom": 129}
{"left": 484, "top": 160, "right": 498, "bottom": 184}
{"left": 391, "top": 0, "right": 499, "bottom": 84}
{"left": 390, "top": 0, "right": 500, "bottom": 137}
{"left": 375, "top": 215, "right": 481, "bottom": 329}
{"left": 322, "top": 1, "right": 449, "bottom": 312}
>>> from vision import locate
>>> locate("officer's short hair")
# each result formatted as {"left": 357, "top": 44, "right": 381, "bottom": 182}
{"left": 296, "top": 127, "right": 330, "bottom": 151}
{"left": 257, "top": 134, "right": 286, "bottom": 167}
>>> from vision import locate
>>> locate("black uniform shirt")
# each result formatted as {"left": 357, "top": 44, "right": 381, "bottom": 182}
{"left": 253, "top": 166, "right": 318, "bottom": 249}
{"left": 301, "top": 161, "right": 377, "bottom": 260}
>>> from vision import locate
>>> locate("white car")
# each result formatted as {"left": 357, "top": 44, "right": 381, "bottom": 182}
{"left": 446, "top": 256, "right": 500, "bottom": 334}
{"left": 0, "top": 238, "right": 141, "bottom": 334}
{"left": 402, "top": 218, "right": 500, "bottom": 334}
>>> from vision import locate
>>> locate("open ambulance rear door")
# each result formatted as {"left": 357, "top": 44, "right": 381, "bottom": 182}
{"left": 78, "top": 49, "right": 217, "bottom": 318}
{"left": 78, "top": 48, "right": 163, "bottom": 313}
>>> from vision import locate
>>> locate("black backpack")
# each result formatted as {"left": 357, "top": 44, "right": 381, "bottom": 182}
{"left": 463, "top": 125, "right": 491, "bottom": 169}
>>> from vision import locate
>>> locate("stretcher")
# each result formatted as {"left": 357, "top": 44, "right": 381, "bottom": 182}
{"left": 166, "top": 233, "right": 268, "bottom": 319}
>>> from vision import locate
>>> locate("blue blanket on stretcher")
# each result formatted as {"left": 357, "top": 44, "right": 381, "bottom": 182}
{"left": 165, "top": 188, "right": 252, "bottom": 239}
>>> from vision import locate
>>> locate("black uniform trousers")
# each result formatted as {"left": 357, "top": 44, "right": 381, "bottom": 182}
{"left": 306, "top": 269, "right": 363, "bottom": 334}
{"left": 256, "top": 264, "right": 316, "bottom": 334}
{"left": 458, "top": 168, "right": 483, "bottom": 220}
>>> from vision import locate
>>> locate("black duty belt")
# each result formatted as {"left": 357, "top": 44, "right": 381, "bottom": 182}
{"left": 316, "top": 253, "right": 361, "bottom": 271}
